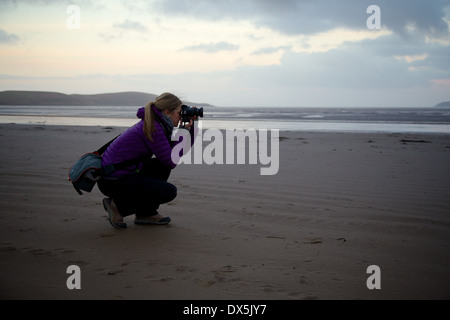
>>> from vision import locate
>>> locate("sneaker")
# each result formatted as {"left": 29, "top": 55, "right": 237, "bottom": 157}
{"left": 102, "top": 198, "right": 127, "bottom": 229}
{"left": 134, "top": 214, "right": 171, "bottom": 225}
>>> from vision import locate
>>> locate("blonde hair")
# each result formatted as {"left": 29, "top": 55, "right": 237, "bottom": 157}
{"left": 143, "top": 92, "right": 182, "bottom": 141}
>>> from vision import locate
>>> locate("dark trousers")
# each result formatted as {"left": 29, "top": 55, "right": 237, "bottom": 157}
{"left": 98, "top": 158, "right": 177, "bottom": 218}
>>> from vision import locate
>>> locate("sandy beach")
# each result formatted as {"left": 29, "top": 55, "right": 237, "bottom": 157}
{"left": 0, "top": 123, "right": 449, "bottom": 300}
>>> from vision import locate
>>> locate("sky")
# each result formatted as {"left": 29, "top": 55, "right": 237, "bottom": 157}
{"left": 0, "top": 0, "right": 449, "bottom": 107}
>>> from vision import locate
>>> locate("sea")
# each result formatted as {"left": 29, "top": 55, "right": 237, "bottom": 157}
{"left": 1, "top": 105, "right": 450, "bottom": 134}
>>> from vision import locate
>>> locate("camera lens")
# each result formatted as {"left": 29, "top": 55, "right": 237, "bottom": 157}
{"left": 181, "top": 105, "right": 203, "bottom": 119}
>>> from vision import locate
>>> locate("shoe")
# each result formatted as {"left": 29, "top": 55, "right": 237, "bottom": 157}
{"left": 102, "top": 198, "right": 127, "bottom": 229}
{"left": 134, "top": 214, "right": 171, "bottom": 225}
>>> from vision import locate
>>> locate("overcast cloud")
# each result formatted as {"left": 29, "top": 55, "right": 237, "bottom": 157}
{"left": 154, "top": 0, "right": 450, "bottom": 37}
{"left": 0, "top": 0, "right": 449, "bottom": 106}
{"left": 152, "top": 0, "right": 450, "bottom": 106}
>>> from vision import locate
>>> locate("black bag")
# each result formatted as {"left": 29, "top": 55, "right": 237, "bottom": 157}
{"left": 68, "top": 136, "right": 144, "bottom": 195}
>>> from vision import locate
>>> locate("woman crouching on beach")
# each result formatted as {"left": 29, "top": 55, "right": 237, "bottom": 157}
{"left": 98, "top": 92, "right": 196, "bottom": 229}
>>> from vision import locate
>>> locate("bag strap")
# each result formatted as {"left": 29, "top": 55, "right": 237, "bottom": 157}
{"left": 97, "top": 134, "right": 120, "bottom": 155}
{"left": 99, "top": 155, "right": 148, "bottom": 177}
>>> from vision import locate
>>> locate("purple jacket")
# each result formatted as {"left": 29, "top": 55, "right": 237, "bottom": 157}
{"left": 101, "top": 106, "right": 194, "bottom": 178}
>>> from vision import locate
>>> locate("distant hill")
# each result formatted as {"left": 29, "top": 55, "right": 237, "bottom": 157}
{"left": 0, "top": 91, "right": 214, "bottom": 107}
{"left": 433, "top": 101, "right": 450, "bottom": 108}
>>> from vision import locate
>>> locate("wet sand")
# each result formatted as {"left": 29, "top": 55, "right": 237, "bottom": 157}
{"left": 0, "top": 123, "right": 449, "bottom": 299}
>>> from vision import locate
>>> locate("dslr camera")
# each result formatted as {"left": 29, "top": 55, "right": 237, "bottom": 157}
{"left": 181, "top": 104, "right": 203, "bottom": 123}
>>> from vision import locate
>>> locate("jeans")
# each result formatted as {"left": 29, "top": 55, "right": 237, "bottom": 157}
{"left": 98, "top": 158, "right": 177, "bottom": 218}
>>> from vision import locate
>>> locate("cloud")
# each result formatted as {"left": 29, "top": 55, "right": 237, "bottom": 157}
{"left": 99, "top": 19, "right": 150, "bottom": 42}
{"left": 395, "top": 54, "right": 428, "bottom": 64}
{"left": 0, "top": 29, "right": 19, "bottom": 44}
{"left": 251, "top": 46, "right": 291, "bottom": 55}
{"left": 113, "top": 19, "right": 149, "bottom": 33}
{"left": 98, "top": 32, "right": 122, "bottom": 42}
{"left": 179, "top": 41, "right": 239, "bottom": 53}
{"left": 154, "top": 0, "right": 450, "bottom": 39}
{"left": 1, "top": 0, "right": 448, "bottom": 108}
{"left": 431, "top": 78, "right": 450, "bottom": 88}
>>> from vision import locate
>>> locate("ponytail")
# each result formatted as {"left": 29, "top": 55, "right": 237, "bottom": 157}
{"left": 143, "top": 102, "right": 157, "bottom": 141}
{"left": 143, "top": 93, "right": 182, "bottom": 142}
